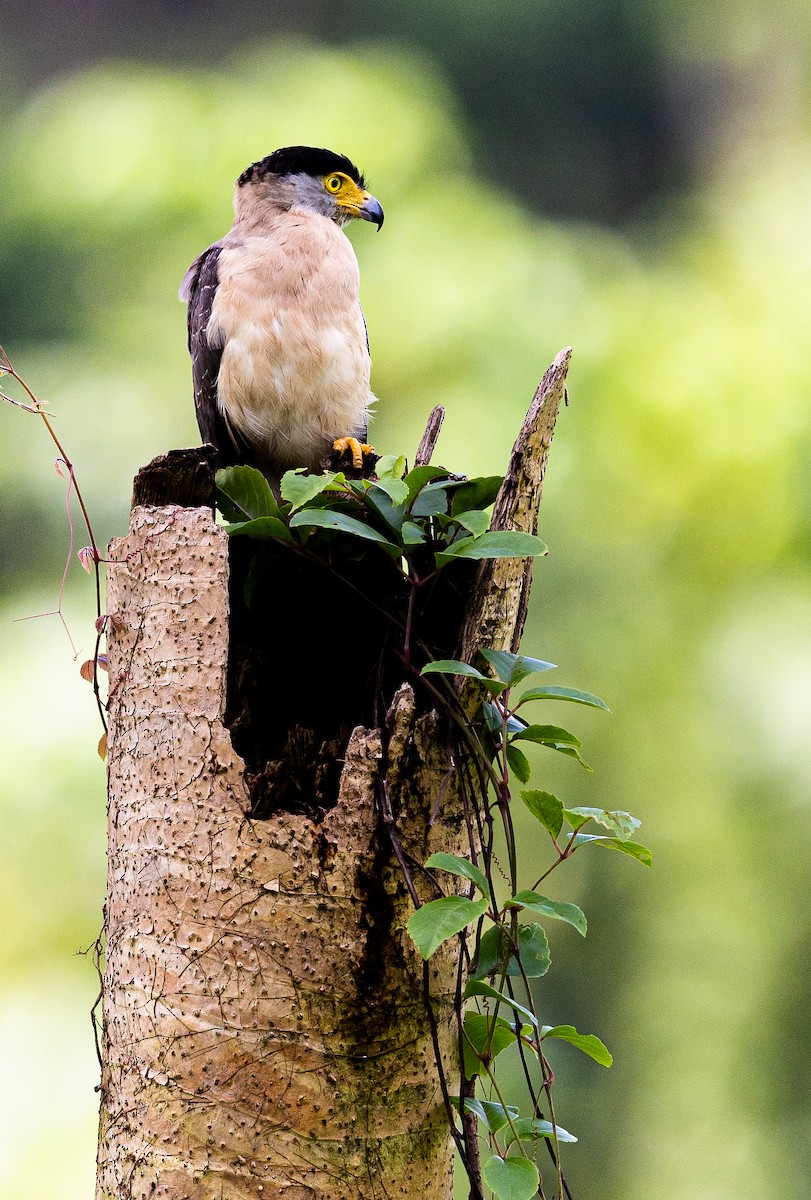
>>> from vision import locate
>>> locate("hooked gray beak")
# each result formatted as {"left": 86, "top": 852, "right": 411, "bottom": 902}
{"left": 359, "top": 193, "right": 384, "bottom": 230}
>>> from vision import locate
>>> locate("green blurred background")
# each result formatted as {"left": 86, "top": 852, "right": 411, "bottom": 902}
{"left": 1, "top": 3, "right": 810, "bottom": 1197}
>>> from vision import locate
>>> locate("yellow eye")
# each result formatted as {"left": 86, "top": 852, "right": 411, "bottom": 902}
{"left": 325, "top": 174, "right": 343, "bottom": 193}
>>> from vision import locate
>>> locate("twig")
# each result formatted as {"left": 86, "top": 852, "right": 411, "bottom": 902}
{"left": 0, "top": 346, "right": 108, "bottom": 733}
{"left": 415, "top": 405, "right": 445, "bottom": 466}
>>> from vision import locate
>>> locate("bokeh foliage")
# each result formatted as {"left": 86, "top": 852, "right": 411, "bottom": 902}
{"left": 1, "top": 30, "right": 810, "bottom": 1200}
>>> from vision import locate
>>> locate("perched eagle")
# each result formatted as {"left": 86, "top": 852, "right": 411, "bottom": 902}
{"left": 180, "top": 146, "right": 384, "bottom": 482}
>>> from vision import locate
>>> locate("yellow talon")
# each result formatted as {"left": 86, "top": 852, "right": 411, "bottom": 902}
{"left": 333, "top": 436, "right": 375, "bottom": 470}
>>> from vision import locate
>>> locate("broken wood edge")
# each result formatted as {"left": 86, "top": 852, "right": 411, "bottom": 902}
{"left": 457, "top": 346, "right": 572, "bottom": 665}
{"left": 130, "top": 444, "right": 218, "bottom": 511}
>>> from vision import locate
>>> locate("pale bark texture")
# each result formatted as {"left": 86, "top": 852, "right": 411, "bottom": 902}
{"left": 96, "top": 350, "right": 570, "bottom": 1200}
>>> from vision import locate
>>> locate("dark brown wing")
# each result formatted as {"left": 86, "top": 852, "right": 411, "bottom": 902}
{"left": 181, "top": 244, "right": 246, "bottom": 466}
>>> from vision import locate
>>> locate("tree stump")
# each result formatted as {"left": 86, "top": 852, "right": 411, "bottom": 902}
{"left": 95, "top": 349, "right": 571, "bottom": 1200}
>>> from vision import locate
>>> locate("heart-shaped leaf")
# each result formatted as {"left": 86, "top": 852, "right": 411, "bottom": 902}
{"left": 482, "top": 1154, "right": 539, "bottom": 1200}
{"left": 407, "top": 895, "right": 489, "bottom": 959}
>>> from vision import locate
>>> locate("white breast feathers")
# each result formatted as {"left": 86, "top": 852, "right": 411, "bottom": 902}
{"left": 208, "top": 212, "right": 373, "bottom": 473}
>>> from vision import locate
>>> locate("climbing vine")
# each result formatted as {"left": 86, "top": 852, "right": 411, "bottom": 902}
{"left": 217, "top": 457, "right": 651, "bottom": 1200}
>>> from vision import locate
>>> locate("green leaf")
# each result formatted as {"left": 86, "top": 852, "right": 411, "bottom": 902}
{"left": 541, "top": 1024, "right": 613, "bottom": 1067}
{"left": 462, "top": 1012, "right": 517, "bottom": 1079}
{"left": 517, "top": 685, "right": 610, "bottom": 711}
{"left": 472, "top": 923, "right": 551, "bottom": 979}
{"left": 436, "top": 530, "right": 547, "bottom": 564}
{"left": 512, "top": 724, "right": 580, "bottom": 747}
{"left": 503, "top": 1117, "right": 578, "bottom": 1146}
{"left": 425, "top": 852, "right": 489, "bottom": 895}
{"left": 512, "top": 923, "right": 551, "bottom": 977}
{"left": 472, "top": 924, "right": 506, "bottom": 978}
{"left": 289, "top": 508, "right": 399, "bottom": 551}
{"left": 453, "top": 508, "right": 491, "bottom": 537}
{"left": 570, "top": 835, "right": 652, "bottom": 866}
{"left": 370, "top": 476, "right": 409, "bottom": 506}
{"left": 482, "top": 1154, "right": 539, "bottom": 1200}
{"left": 520, "top": 790, "right": 563, "bottom": 838}
{"left": 479, "top": 1102, "right": 520, "bottom": 1134}
{"left": 450, "top": 475, "right": 503, "bottom": 515}
{"left": 364, "top": 485, "right": 406, "bottom": 534}
{"left": 464, "top": 979, "right": 538, "bottom": 1030}
{"left": 547, "top": 743, "right": 593, "bottom": 771}
{"left": 561, "top": 808, "right": 594, "bottom": 832}
{"left": 480, "top": 649, "right": 557, "bottom": 686}
{"left": 452, "top": 1096, "right": 520, "bottom": 1134}
{"left": 450, "top": 1093, "right": 484, "bottom": 1121}
{"left": 226, "top": 516, "right": 293, "bottom": 543}
{"left": 404, "top": 464, "right": 450, "bottom": 503}
{"left": 280, "top": 470, "right": 335, "bottom": 511}
{"left": 421, "top": 659, "right": 506, "bottom": 696}
{"left": 401, "top": 519, "right": 426, "bottom": 545}
{"left": 216, "top": 465, "right": 279, "bottom": 520}
{"left": 407, "top": 895, "right": 489, "bottom": 959}
{"left": 216, "top": 491, "right": 246, "bottom": 524}
{"left": 565, "top": 807, "right": 641, "bottom": 840}
{"left": 421, "top": 658, "right": 486, "bottom": 680}
{"left": 506, "top": 744, "right": 532, "bottom": 783}
{"left": 482, "top": 700, "right": 503, "bottom": 737}
{"left": 507, "top": 891, "right": 587, "bottom": 936}
{"left": 375, "top": 453, "right": 407, "bottom": 479}
{"left": 411, "top": 483, "right": 451, "bottom": 518}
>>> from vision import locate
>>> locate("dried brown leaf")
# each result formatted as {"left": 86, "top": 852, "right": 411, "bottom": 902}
{"left": 78, "top": 546, "right": 96, "bottom": 573}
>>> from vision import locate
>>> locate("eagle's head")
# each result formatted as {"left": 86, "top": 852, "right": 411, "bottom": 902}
{"left": 235, "top": 146, "right": 384, "bottom": 230}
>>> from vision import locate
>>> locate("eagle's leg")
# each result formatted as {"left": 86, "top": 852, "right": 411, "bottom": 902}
{"left": 332, "top": 436, "right": 375, "bottom": 471}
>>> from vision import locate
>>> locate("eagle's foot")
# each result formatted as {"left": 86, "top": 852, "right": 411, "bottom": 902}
{"left": 328, "top": 437, "right": 378, "bottom": 478}
{"left": 332, "top": 436, "right": 374, "bottom": 469}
